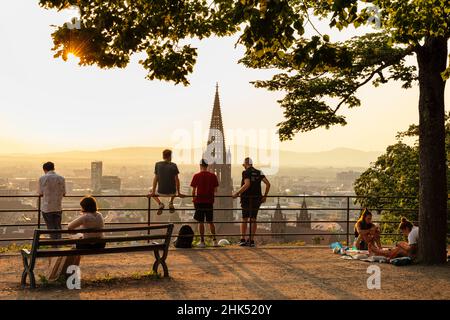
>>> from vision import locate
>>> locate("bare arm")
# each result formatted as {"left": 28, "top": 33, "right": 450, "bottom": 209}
{"left": 62, "top": 178, "right": 66, "bottom": 197}
{"left": 233, "top": 179, "right": 250, "bottom": 197}
{"left": 175, "top": 175, "right": 181, "bottom": 195}
{"left": 38, "top": 178, "right": 43, "bottom": 196}
{"left": 191, "top": 186, "right": 197, "bottom": 202}
{"left": 261, "top": 177, "right": 271, "bottom": 203}
{"left": 68, "top": 215, "right": 85, "bottom": 230}
{"left": 149, "top": 175, "right": 158, "bottom": 195}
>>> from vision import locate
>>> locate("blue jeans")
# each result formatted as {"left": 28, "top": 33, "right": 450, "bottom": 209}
{"left": 42, "top": 211, "right": 62, "bottom": 239}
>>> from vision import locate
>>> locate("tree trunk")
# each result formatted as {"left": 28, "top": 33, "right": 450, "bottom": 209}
{"left": 416, "top": 37, "right": 448, "bottom": 264}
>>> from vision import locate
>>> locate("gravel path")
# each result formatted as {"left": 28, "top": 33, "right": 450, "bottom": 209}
{"left": 1, "top": 246, "right": 449, "bottom": 300}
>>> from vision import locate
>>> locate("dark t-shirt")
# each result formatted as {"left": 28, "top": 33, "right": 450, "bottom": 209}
{"left": 241, "top": 167, "right": 265, "bottom": 202}
{"left": 190, "top": 171, "right": 219, "bottom": 204}
{"left": 154, "top": 161, "right": 179, "bottom": 194}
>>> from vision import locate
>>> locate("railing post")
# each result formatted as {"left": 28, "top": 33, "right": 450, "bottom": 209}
{"left": 37, "top": 196, "right": 41, "bottom": 229}
{"left": 346, "top": 196, "right": 350, "bottom": 246}
{"left": 249, "top": 196, "right": 253, "bottom": 243}
{"left": 147, "top": 196, "right": 152, "bottom": 236}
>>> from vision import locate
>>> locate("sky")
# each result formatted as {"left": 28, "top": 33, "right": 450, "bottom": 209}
{"left": 0, "top": 2, "right": 448, "bottom": 155}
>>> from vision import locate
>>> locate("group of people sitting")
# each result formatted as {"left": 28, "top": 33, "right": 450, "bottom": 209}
{"left": 354, "top": 208, "right": 419, "bottom": 259}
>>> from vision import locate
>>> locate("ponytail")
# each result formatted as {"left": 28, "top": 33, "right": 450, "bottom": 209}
{"left": 398, "top": 217, "right": 413, "bottom": 231}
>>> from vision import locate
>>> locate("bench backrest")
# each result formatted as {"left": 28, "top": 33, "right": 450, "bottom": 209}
{"left": 29, "top": 224, "right": 174, "bottom": 258}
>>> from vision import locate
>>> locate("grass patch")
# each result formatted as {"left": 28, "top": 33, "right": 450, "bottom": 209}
{"left": 91, "top": 271, "right": 162, "bottom": 285}
{"left": 0, "top": 243, "right": 31, "bottom": 254}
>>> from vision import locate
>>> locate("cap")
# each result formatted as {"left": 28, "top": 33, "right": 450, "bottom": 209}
{"left": 200, "top": 159, "right": 209, "bottom": 166}
{"left": 244, "top": 157, "right": 253, "bottom": 165}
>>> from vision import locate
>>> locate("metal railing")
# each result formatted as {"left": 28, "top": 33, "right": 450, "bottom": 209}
{"left": 0, "top": 194, "right": 449, "bottom": 245}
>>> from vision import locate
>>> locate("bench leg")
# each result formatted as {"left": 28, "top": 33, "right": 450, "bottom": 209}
{"left": 153, "top": 250, "right": 169, "bottom": 277}
{"left": 21, "top": 253, "right": 37, "bottom": 289}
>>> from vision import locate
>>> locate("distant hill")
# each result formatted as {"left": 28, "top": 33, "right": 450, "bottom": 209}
{"left": 0, "top": 147, "right": 381, "bottom": 168}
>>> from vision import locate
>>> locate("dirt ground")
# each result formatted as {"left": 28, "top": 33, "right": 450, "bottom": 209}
{"left": 0, "top": 246, "right": 449, "bottom": 300}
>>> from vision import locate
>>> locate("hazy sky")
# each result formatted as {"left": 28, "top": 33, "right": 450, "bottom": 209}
{"left": 0, "top": 2, "right": 448, "bottom": 155}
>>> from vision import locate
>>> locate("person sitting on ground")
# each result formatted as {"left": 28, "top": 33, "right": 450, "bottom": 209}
{"left": 148, "top": 149, "right": 183, "bottom": 215}
{"left": 354, "top": 208, "right": 382, "bottom": 251}
{"left": 390, "top": 217, "right": 419, "bottom": 259}
{"left": 190, "top": 159, "right": 219, "bottom": 248}
{"left": 68, "top": 196, "right": 105, "bottom": 249}
{"left": 368, "top": 217, "right": 418, "bottom": 260}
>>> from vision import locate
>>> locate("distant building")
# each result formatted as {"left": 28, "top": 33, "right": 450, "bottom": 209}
{"left": 271, "top": 202, "right": 287, "bottom": 240}
{"left": 268, "top": 198, "right": 340, "bottom": 244}
{"left": 203, "top": 84, "right": 234, "bottom": 228}
{"left": 298, "top": 197, "right": 312, "bottom": 229}
{"left": 28, "top": 180, "right": 38, "bottom": 193}
{"left": 336, "top": 171, "right": 361, "bottom": 190}
{"left": 101, "top": 175, "right": 121, "bottom": 192}
{"left": 91, "top": 161, "right": 103, "bottom": 192}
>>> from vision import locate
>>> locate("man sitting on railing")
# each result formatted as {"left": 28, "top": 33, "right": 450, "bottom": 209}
{"left": 148, "top": 149, "right": 183, "bottom": 215}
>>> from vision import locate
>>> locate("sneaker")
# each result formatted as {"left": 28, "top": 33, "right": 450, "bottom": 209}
{"left": 212, "top": 240, "right": 219, "bottom": 247}
{"left": 157, "top": 203, "right": 164, "bottom": 215}
{"left": 197, "top": 242, "right": 206, "bottom": 248}
{"left": 238, "top": 239, "right": 248, "bottom": 246}
{"left": 169, "top": 202, "right": 175, "bottom": 213}
{"left": 249, "top": 240, "right": 256, "bottom": 247}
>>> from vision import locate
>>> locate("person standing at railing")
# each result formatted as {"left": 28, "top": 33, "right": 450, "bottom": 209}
{"left": 232, "top": 157, "right": 271, "bottom": 247}
{"left": 148, "top": 149, "right": 183, "bottom": 215}
{"left": 38, "top": 162, "right": 66, "bottom": 240}
{"left": 190, "top": 159, "right": 219, "bottom": 248}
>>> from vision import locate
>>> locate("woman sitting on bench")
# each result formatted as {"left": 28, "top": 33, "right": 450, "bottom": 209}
{"left": 68, "top": 196, "right": 105, "bottom": 249}
{"left": 47, "top": 196, "right": 105, "bottom": 281}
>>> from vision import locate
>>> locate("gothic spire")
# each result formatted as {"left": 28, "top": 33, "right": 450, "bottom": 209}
{"left": 207, "top": 82, "right": 226, "bottom": 164}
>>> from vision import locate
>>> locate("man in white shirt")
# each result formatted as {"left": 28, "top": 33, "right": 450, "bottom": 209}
{"left": 38, "top": 162, "right": 66, "bottom": 239}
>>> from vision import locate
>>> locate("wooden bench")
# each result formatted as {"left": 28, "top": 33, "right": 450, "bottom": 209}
{"left": 21, "top": 224, "right": 174, "bottom": 288}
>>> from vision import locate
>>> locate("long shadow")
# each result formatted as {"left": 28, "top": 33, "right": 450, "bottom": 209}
{"left": 253, "top": 249, "right": 361, "bottom": 300}
{"left": 202, "top": 249, "right": 290, "bottom": 300}
{"left": 173, "top": 249, "right": 222, "bottom": 276}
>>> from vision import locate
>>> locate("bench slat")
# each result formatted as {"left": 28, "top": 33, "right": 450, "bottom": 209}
{"left": 37, "top": 224, "right": 173, "bottom": 235}
{"left": 38, "top": 234, "right": 168, "bottom": 247}
{"left": 36, "top": 244, "right": 166, "bottom": 258}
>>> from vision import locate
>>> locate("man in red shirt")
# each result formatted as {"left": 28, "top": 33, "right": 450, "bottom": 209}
{"left": 190, "top": 159, "right": 219, "bottom": 248}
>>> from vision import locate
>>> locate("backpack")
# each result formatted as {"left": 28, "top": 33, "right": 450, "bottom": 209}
{"left": 174, "top": 225, "right": 194, "bottom": 248}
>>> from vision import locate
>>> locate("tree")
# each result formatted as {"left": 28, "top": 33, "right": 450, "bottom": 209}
{"left": 354, "top": 115, "right": 450, "bottom": 238}
{"left": 38, "top": 0, "right": 450, "bottom": 263}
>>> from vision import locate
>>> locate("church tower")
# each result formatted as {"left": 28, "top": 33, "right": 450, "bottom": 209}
{"left": 298, "top": 197, "right": 312, "bottom": 229}
{"left": 204, "top": 83, "right": 234, "bottom": 226}
{"left": 271, "top": 200, "right": 286, "bottom": 241}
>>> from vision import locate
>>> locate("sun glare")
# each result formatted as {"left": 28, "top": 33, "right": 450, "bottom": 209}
{"left": 66, "top": 52, "right": 80, "bottom": 65}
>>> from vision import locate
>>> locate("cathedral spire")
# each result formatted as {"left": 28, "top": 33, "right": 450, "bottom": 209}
{"left": 210, "top": 82, "right": 224, "bottom": 134}
{"left": 207, "top": 82, "right": 226, "bottom": 164}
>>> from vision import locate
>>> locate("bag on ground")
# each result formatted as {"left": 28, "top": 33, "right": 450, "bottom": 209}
{"left": 174, "top": 225, "right": 194, "bottom": 248}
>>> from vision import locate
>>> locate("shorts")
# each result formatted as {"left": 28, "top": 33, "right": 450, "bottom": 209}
{"left": 241, "top": 199, "right": 261, "bottom": 219}
{"left": 194, "top": 203, "right": 214, "bottom": 223}
{"left": 155, "top": 193, "right": 176, "bottom": 197}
